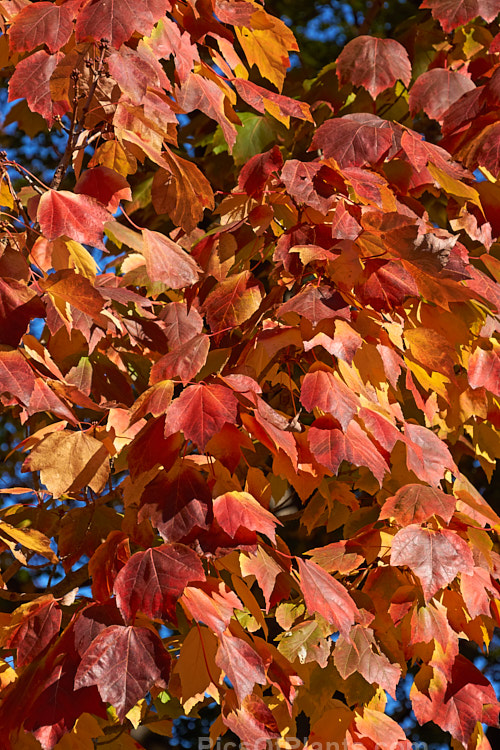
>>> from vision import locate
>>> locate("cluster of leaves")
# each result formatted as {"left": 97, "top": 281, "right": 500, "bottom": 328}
{"left": 0, "top": 0, "right": 500, "bottom": 748}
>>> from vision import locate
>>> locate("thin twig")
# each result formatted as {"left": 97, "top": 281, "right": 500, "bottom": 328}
{"left": 0, "top": 563, "right": 90, "bottom": 602}
{"left": 51, "top": 42, "right": 108, "bottom": 190}
{"left": 0, "top": 161, "right": 32, "bottom": 227}
{"left": 50, "top": 71, "right": 80, "bottom": 190}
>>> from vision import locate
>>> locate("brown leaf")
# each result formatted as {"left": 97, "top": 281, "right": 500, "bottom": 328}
{"left": 25, "top": 430, "right": 110, "bottom": 498}
{"left": 152, "top": 148, "right": 214, "bottom": 233}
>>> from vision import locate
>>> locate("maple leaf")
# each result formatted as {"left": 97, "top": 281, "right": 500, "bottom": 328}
{"left": 75, "top": 0, "right": 169, "bottom": 49}
{"left": 240, "top": 547, "right": 283, "bottom": 612}
{"left": 40, "top": 269, "right": 106, "bottom": 322}
{"left": 58, "top": 503, "right": 121, "bottom": 572}
{"left": 233, "top": 78, "right": 312, "bottom": 126}
{"left": 27, "top": 379, "right": 76, "bottom": 424}
{"left": 88, "top": 531, "right": 130, "bottom": 603}
{"left": 223, "top": 693, "right": 280, "bottom": 747}
{"left": 409, "top": 69, "right": 476, "bottom": 122}
{"left": 300, "top": 369, "right": 358, "bottom": 431}
{"left": 304, "top": 321, "right": 362, "bottom": 365}
{"left": 410, "top": 599, "right": 458, "bottom": 673}
{"left": 311, "top": 113, "right": 399, "bottom": 168}
{"left": 358, "top": 407, "right": 402, "bottom": 454}
{"left": 74, "top": 625, "right": 171, "bottom": 721}
{"left": 3, "top": 0, "right": 500, "bottom": 745}
{"left": 73, "top": 603, "right": 125, "bottom": 659}
{"left": 464, "top": 122, "right": 500, "bottom": 177}
{"left": 74, "top": 167, "right": 131, "bottom": 213}
{"left": 213, "top": 491, "right": 280, "bottom": 545}
{"left": 336, "top": 35, "right": 411, "bottom": 99}
{"left": 404, "top": 326, "right": 458, "bottom": 379}
{"left": 276, "top": 619, "right": 331, "bottom": 667}
{"left": 0, "top": 519, "right": 58, "bottom": 564}
{"left": 181, "top": 581, "right": 243, "bottom": 634}
{"left": 334, "top": 625, "right": 401, "bottom": 698}
{"left": 165, "top": 383, "right": 238, "bottom": 450}
{"left": 298, "top": 558, "right": 359, "bottom": 636}
{"left": 0, "top": 277, "right": 46, "bottom": 347}
{"left": 37, "top": 190, "right": 111, "bottom": 249}
{"left": 252, "top": 636, "right": 303, "bottom": 712}
{"left": 9, "top": 1, "right": 76, "bottom": 54}
{"left": 308, "top": 421, "right": 389, "bottom": 485}
{"left": 161, "top": 301, "right": 204, "bottom": 349}
{"left": 461, "top": 566, "right": 496, "bottom": 619}
{"left": 308, "top": 701, "right": 354, "bottom": 747}
{"left": 343, "top": 166, "right": 396, "bottom": 210}
{"left": 235, "top": 8, "right": 298, "bottom": 91}
{"left": 176, "top": 72, "right": 238, "bottom": 151}
{"left": 128, "top": 381, "right": 175, "bottom": 425}
{"left": 411, "top": 655, "right": 500, "bottom": 745}
{"left": 113, "top": 542, "right": 206, "bottom": 623}
{"left": 215, "top": 632, "right": 266, "bottom": 703}
{"left": 6, "top": 598, "right": 61, "bottom": 668}
{"left": 141, "top": 229, "right": 201, "bottom": 289}
{"left": 202, "top": 270, "right": 262, "bottom": 335}
{"left": 0, "top": 349, "right": 35, "bottom": 405}
{"left": 403, "top": 423, "right": 457, "bottom": 486}
{"left": 390, "top": 525, "right": 475, "bottom": 601}
{"left": 380, "top": 484, "right": 457, "bottom": 526}
{"left": 306, "top": 541, "right": 364, "bottom": 575}
{"left": 357, "top": 258, "right": 419, "bottom": 310}
{"left": 108, "top": 44, "right": 169, "bottom": 105}
{"left": 88, "top": 139, "right": 137, "bottom": 176}
{"left": 278, "top": 284, "right": 351, "bottom": 325}
{"left": 354, "top": 708, "right": 410, "bottom": 749}
{"left": 237, "top": 145, "right": 283, "bottom": 197}
{"left": 147, "top": 16, "right": 199, "bottom": 83}
{"left": 172, "top": 626, "right": 220, "bottom": 712}
{"left": 127, "top": 418, "right": 179, "bottom": 478}
{"left": 138, "top": 463, "right": 212, "bottom": 543}
{"left": 150, "top": 333, "right": 210, "bottom": 385}
{"left": 281, "top": 160, "right": 332, "bottom": 213}
{"left": 420, "top": 0, "right": 500, "bottom": 33}
{"left": 24, "top": 430, "right": 110, "bottom": 498}
{"left": 468, "top": 347, "right": 500, "bottom": 397}
{"left": 8, "top": 49, "right": 68, "bottom": 126}
{"left": 24, "top": 650, "right": 106, "bottom": 750}
{"left": 245, "top": 397, "right": 299, "bottom": 469}
{"left": 152, "top": 147, "right": 215, "bottom": 233}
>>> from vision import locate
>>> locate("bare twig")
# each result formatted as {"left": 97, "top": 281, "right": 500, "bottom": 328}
{"left": 0, "top": 563, "right": 90, "bottom": 602}
{"left": 51, "top": 42, "right": 108, "bottom": 190}
{"left": 0, "top": 158, "right": 32, "bottom": 227}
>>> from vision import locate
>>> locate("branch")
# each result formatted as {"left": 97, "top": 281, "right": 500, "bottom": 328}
{"left": 50, "top": 71, "right": 80, "bottom": 190}
{"left": 51, "top": 43, "right": 108, "bottom": 190}
{"left": 0, "top": 563, "right": 90, "bottom": 602}
{"left": 0, "top": 158, "right": 32, "bottom": 228}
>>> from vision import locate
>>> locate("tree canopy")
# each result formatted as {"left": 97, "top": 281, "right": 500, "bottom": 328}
{"left": 0, "top": 0, "right": 500, "bottom": 749}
